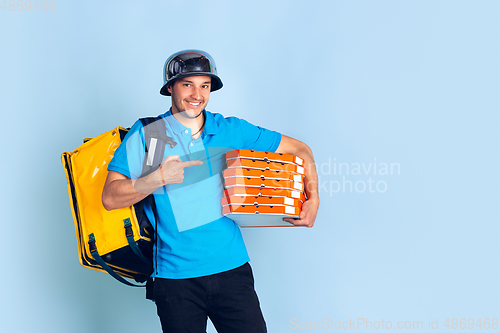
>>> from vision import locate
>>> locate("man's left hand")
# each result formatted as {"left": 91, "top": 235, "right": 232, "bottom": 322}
{"left": 283, "top": 198, "right": 319, "bottom": 228}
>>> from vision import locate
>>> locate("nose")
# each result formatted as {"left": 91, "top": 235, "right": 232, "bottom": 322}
{"left": 191, "top": 86, "right": 202, "bottom": 100}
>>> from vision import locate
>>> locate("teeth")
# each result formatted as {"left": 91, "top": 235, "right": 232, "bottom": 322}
{"left": 188, "top": 102, "right": 201, "bottom": 106}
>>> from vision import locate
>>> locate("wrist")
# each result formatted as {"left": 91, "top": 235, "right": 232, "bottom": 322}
{"left": 133, "top": 171, "right": 163, "bottom": 194}
{"left": 159, "top": 164, "right": 166, "bottom": 186}
{"left": 306, "top": 194, "right": 320, "bottom": 205}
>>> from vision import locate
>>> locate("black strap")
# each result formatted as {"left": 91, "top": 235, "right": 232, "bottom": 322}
{"left": 124, "top": 218, "right": 152, "bottom": 265}
{"left": 88, "top": 234, "right": 146, "bottom": 287}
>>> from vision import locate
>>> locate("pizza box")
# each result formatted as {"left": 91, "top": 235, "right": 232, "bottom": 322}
{"left": 226, "top": 149, "right": 304, "bottom": 166}
{"left": 221, "top": 195, "right": 303, "bottom": 209}
{"left": 224, "top": 187, "right": 306, "bottom": 202}
{"left": 225, "top": 213, "right": 298, "bottom": 227}
{"left": 222, "top": 204, "right": 299, "bottom": 227}
{"left": 226, "top": 158, "right": 305, "bottom": 175}
{"left": 223, "top": 167, "right": 304, "bottom": 183}
{"left": 224, "top": 176, "right": 304, "bottom": 191}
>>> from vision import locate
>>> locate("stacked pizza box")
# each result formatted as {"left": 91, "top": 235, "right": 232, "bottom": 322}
{"left": 222, "top": 149, "right": 306, "bottom": 227}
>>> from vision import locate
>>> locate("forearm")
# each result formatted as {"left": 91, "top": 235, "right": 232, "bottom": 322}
{"left": 296, "top": 145, "right": 319, "bottom": 203}
{"left": 102, "top": 155, "right": 203, "bottom": 211}
{"left": 102, "top": 171, "right": 163, "bottom": 211}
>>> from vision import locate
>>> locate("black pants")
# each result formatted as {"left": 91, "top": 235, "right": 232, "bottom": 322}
{"left": 154, "top": 263, "right": 267, "bottom": 333}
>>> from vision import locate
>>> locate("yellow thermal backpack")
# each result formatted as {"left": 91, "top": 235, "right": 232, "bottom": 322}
{"left": 61, "top": 117, "right": 169, "bottom": 287}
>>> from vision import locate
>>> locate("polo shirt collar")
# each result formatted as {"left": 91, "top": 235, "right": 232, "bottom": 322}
{"left": 163, "top": 108, "right": 188, "bottom": 135}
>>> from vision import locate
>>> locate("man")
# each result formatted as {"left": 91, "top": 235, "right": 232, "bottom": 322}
{"left": 102, "top": 50, "right": 319, "bottom": 333}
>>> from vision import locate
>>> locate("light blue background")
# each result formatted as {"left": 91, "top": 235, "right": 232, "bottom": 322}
{"left": 1, "top": 1, "right": 499, "bottom": 332}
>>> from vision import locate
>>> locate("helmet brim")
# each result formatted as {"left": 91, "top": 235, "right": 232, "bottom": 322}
{"left": 160, "top": 73, "right": 223, "bottom": 96}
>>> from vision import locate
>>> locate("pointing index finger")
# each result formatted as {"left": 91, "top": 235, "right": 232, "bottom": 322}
{"left": 180, "top": 160, "right": 204, "bottom": 168}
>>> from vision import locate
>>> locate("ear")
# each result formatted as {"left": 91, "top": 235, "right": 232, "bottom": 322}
{"left": 167, "top": 84, "right": 172, "bottom": 94}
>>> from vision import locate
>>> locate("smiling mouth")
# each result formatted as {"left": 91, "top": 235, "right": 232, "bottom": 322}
{"left": 187, "top": 101, "right": 202, "bottom": 107}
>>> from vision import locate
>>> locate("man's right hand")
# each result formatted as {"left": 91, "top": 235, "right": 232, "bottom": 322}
{"left": 158, "top": 155, "right": 203, "bottom": 185}
{"left": 103, "top": 155, "right": 203, "bottom": 211}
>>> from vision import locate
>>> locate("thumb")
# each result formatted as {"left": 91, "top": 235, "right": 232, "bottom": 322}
{"left": 164, "top": 154, "right": 181, "bottom": 163}
{"left": 299, "top": 205, "right": 307, "bottom": 219}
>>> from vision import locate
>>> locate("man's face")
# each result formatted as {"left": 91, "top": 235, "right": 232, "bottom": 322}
{"left": 168, "top": 76, "right": 211, "bottom": 118}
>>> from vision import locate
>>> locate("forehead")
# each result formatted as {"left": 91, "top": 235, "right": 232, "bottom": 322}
{"left": 176, "top": 76, "right": 212, "bottom": 84}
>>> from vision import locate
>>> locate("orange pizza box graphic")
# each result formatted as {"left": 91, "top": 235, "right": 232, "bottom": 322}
{"left": 226, "top": 149, "right": 304, "bottom": 166}
{"left": 224, "top": 176, "right": 304, "bottom": 192}
{"left": 222, "top": 204, "right": 300, "bottom": 227}
{"left": 226, "top": 158, "right": 305, "bottom": 175}
{"left": 221, "top": 195, "right": 303, "bottom": 209}
{"left": 224, "top": 187, "right": 306, "bottom": 202}
{"left": 223, "top": 167, "right": 304, "bottom": 183}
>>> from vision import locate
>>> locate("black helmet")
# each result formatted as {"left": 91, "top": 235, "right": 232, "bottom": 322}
{"left": 160, "top": 50, "right": 223, "bottom": 96}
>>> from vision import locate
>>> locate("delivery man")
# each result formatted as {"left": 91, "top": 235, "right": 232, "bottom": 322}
{"left": 102, "top": 50, "right": 319, "bottom": 333}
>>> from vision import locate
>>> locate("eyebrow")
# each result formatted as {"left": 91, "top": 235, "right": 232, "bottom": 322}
{"left": 181, "top": 79, "right": 211, "bottom": 84}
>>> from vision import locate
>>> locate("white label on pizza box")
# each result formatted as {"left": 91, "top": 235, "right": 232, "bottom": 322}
{"left": 291, "top": 191, "right": 300, "bottom": 199}
{"left": 285, "top": 206, "right": 295, "bottom": 215}
{"left": 295, "top": 156, "right": 303, "bottom": 165}
{"left": 293, "top": 182, "right": 303, "bottom": 191}
{"left": 284, "top": 197, "right": 293, "bottom": 206}
{"left": 296, "top": 166, "right": 304, "bottom": 174}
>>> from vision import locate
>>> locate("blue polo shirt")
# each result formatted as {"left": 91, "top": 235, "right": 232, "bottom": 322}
{"left": 108, "top": 109, "right": 281, "bottom": 279}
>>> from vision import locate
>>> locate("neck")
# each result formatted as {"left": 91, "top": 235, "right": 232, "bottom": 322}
{"left": 171, "top": 108, "right": 205, "bottom": 138}
{"left": 171, "top": 108, "right": 204, "bottom": 129}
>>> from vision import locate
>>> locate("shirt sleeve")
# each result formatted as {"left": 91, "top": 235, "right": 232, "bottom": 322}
{"left": 107, "top": 119, "right": 146, "bottom": 180}
{"left": 231, "top": 117, "right": 282, "bottom": 152}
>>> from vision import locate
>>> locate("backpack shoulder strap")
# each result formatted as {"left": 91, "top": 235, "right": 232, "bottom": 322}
{"left": 139, "top": 116, "right": 176, "bottom": 177}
